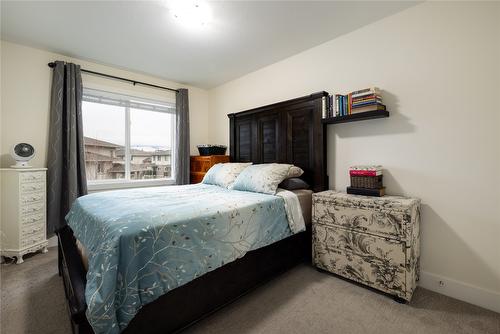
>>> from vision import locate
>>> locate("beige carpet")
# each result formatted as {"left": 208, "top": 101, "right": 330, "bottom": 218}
{"left": 1, "top": 248, "right": 499, "bottom": 334}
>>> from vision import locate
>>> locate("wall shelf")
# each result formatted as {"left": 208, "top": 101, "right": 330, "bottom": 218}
{"left": 322, "top": 110, "right": 389, "bottom": 124}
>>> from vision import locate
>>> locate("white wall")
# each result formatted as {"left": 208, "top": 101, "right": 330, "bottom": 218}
{"left": 209, "top": 2, "right": 500, "bottom": 310}
{"left": 0, "top": 41, "right": 210, "bottom": 168}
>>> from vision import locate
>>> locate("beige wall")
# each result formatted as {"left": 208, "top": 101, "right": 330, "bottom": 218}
{"left": 1, "top": 1, "right": 499, "bottom": 311}
{"left": 209, "top": 2, "right": 500, "bottom": 307}
{"left": 0, "top": 41, "right": 210, "bottom": 168}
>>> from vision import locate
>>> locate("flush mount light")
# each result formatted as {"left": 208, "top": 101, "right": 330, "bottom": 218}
{"left": 167, "top": 0, "right": 212, "bottom": 28}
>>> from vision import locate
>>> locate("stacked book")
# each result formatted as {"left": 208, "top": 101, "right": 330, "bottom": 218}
{"left": 350, "top": 87, "right": 385, "bottom": 114}
{"left": 323, "top": 87, "right": 386, "bottom": 118}
{"left": 347, "top": 165, "right": 385, "bottom": 197}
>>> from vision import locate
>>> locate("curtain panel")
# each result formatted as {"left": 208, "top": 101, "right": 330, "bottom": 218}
{"left": 47, "top": 61, "right": 87, "bottom": 234}
{"left": 175, "top": 88, "right": 190, "bottom": 185}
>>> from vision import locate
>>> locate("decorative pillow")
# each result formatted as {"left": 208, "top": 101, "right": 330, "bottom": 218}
{"left": 231, "top": 163, "right": 293, "bottom": 195}
{"left": 278, "top": 178, "right": 310, "bottom": 190}
{"left": 202, "top": 162, "right": 252, "bottom": 188}
{"left": 287, "top": 166, "right": 304, "bottom": 178}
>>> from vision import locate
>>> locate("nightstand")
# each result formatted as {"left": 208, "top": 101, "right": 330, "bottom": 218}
{"left": 190, "top": 155, "right": 230, "bottom": 184}
{"left": 312, "top": 190, "right": 420, "bottom": 302}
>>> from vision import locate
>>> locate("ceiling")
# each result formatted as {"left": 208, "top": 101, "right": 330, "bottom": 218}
{"left": 1, "top": 1, "right": 418, "bottom": 88}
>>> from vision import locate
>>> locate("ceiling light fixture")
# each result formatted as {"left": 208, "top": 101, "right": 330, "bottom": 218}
{"left": 168, "top": 0, "right": 212, "bottom": 28}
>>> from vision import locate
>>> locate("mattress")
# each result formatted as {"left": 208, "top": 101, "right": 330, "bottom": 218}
{"left": 76, "top": 188, "right": 312, "bottom": 271}
{"left": 293, "top": 189, "right": 313, "bottom": 226}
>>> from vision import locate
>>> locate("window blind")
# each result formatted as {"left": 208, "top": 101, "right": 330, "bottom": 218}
{"left": 83, "top": 88, "right": 175, "bottom": 113}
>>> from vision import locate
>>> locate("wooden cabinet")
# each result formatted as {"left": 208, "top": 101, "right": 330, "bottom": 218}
{"left": 190, "top": 155, "right": 230, "bottom": 184}
{"left": 0, "top": 168, "right": 49, "bottom": 264}
{"left": 312, "top": 191, "right": 420, "bottom": 302}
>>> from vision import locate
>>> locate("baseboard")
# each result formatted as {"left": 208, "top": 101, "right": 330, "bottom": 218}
{"left": 419, "top": 271, "right": 500, "bottom": 313}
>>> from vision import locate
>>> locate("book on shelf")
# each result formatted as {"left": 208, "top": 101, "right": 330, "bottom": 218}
{"left": 351, "top": 87, "right": 380, "bottom": 98}
{"left": 352, "top": 100, "right": 383, "bottom": 108}
{"left": 321, "top": 96, "right": 328, "bottom": 118}
{"left": 347, "top": 186, "right": 385, "bottom": 197}
{"left": 335, "top": 94, "right": 341, "bottom": 117}
{"left": 351, "top": 104, "right": 386, "bottom": 113}
{"left": 325, "top": 87, "right": 385, "bottom": 118}
{"left": 352, "top": 94, "right": 382, "bottom": 103}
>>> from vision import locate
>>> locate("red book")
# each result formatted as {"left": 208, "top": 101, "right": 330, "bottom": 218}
{"left": 349, "top": 170, "right": 382, "bottom": 176}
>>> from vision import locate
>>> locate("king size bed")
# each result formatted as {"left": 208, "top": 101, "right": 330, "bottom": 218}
{"left": 58, "top": 92, "right": 328, "bottom": 334}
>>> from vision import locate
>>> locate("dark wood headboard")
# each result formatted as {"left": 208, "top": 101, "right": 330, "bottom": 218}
{"left": 228, "top": 92, "right": 328, "bottom": 192}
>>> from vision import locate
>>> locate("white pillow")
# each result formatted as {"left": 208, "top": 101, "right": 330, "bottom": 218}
{"left": 287, "top": 166, "right": 304, "bottom": 178}
{"left": 201, "top": 162, "right": 252, "bottom": 188}
{"left": 231, "top": 163, "right": 293, "bottom": 195}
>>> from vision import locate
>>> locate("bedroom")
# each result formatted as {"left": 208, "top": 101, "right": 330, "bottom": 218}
{"left": 0, "top": 1, "right": 499, "bottom": 333}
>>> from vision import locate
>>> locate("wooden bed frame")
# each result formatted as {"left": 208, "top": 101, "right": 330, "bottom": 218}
{"left": 58, "top": 91, "right": 328, "bottom": 334}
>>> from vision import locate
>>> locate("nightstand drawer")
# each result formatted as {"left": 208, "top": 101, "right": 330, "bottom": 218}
{"left": 313, "top": 192, "right": 419, "bottom": 240}
{"left": 314, "top": 246, "right": 407, "bottom": 297}
{"left": 313, "top": 202, "right": 404, "bottom": 240}
{"left": 312, "top": 223, "right": 405, "bottom": 266}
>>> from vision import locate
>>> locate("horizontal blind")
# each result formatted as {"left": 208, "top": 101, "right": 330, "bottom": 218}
{"left": 83, "top": 88, "right": 175, "bottom": 113}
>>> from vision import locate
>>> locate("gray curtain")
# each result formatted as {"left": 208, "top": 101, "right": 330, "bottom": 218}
{"left": 47, "top": 61, "right": 87, "bottom": 234}
{"left": 175, "top": 88, "right": 190, "bottom": 185}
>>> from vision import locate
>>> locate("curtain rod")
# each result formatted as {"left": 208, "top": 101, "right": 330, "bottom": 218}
{"left": 47, "top": 62, "right": 179, "bottom": 93}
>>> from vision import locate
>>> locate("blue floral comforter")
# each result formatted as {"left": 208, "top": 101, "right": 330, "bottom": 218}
{"left": 66, "top": 183, "right": 302, "bottom": 333}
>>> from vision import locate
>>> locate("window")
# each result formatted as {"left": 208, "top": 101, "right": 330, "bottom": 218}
{"left": 82, "top": 88, "right": 176, "bottom": 190}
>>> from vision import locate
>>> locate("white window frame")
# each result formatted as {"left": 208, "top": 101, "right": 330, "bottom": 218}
{"left": 83, "top": 88, "right": 176, "bottom": 191}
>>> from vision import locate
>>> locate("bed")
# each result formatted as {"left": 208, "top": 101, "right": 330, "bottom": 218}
{"left": 58, "top": 91, "right": 328, "bottom": 334}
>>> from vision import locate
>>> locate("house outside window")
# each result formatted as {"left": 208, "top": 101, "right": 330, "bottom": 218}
{"left": 82, "top": 88, "right": 176, "bottom": 191}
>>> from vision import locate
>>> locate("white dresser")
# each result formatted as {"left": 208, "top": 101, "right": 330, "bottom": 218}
{"left": 1, "top": 168, "right": 48, "bottom": 264}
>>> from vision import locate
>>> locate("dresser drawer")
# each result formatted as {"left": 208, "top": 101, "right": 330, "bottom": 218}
{"left": 21, "top": 224, "right": 45, "bottom": 238}
{"left": 20, "top": 191, "right": 45, "bottom": 205}
{"left": 20, "top": 202, "right": 45, "bottom": 216}
{"left": 21, "top": 213, "right": 45, "bottom": 225}
{"left": 190, "top": 158, "right": 212, "bottom": 173}
{"left": 20, "top": 182, "right": 45, "bottom": 193}
{"left": 314, "top": 245, "right": 407, "bottom": 298}
{"left": 312, "top": 223, "right": 405, "bottom": 266}
{"left": 190, "top": 172, "right": 205, "bottom": 184}
{"left": 313, "top": 195, "right": 414, "bottom": 240}
{"left": 21, "top": 232, "right": 46, "bottom": 248}
{"left": 20, "top": 172, "right": 46, "bottom": 184}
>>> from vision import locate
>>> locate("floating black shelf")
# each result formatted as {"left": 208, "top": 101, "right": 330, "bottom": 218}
{"left": 322, "top": 110, "right": 389, "bottom": 124}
